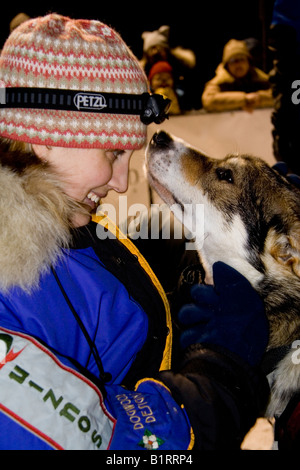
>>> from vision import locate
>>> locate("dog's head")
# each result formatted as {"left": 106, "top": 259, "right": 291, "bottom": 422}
{"left": 146, "top": 130, "right": 300, "bottom": 348}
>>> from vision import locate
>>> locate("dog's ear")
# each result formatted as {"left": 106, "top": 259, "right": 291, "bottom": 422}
{"left": 269, "top": 223, "right": 300, "bottom": 278}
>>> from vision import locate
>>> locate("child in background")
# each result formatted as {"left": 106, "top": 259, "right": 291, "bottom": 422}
{"left": 148, "top": 61, "right": 181, "bottom": 115}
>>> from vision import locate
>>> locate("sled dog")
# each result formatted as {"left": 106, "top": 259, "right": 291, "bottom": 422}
{"left": 146, "top": 130, "right": 300, "bottom": 416}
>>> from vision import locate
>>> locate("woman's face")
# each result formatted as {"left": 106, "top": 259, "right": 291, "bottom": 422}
{"left": 32, "top": 144, "right": 134, "bottom": 227}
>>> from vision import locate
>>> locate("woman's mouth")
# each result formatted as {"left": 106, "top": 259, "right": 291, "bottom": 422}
{"left": 84, "top": 191, "right": 102, "bottom": 210}
{"left": 87, "top": 192, "right": 101, "bottom": 204}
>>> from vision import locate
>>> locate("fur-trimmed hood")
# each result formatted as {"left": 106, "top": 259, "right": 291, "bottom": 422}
{"left": 0, "top": 163, "right": 81, "bottom": 292}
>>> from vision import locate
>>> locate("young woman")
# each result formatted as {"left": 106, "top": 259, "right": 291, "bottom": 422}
{"left": 0, "top": 14, "right": 269, "bottom": 450}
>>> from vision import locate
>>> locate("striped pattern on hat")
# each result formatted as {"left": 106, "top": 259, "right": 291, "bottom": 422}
{"left": 0, "top": 14, "right": 148, "bottom": 149}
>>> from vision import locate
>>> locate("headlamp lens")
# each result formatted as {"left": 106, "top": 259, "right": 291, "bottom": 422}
{"left": 140, "top": 94, "right": 171, "bottom": 125}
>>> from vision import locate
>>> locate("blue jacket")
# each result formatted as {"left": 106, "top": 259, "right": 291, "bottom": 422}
{"left": 0, "top": 212, "right": 269, "bottom": 450}
{"left": 0, "top": 212, "right": 194, "bottom": 450}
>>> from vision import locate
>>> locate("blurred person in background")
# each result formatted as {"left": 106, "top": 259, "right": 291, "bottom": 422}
{"left": 9, "top": 12, "right": 30, "bottom": 32}
{"left": 140, "top": 25, "right": 196, "bottom": 110}
{"left": 202, "top": 39, "right": 274, "bottom": 112}
{"left": 148, "top": 61, "right": 181, "bottom": 114}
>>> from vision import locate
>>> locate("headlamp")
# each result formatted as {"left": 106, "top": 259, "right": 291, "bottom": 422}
{"left": 0, "top": 87, "right": 171, "bottom": 125}
{"left": 140, "top": 93, "right": 171, "bottom": 125}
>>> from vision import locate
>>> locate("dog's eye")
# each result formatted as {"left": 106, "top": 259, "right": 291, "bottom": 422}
{"left": 216, "top": 168, "right": 234, "bottom": 183}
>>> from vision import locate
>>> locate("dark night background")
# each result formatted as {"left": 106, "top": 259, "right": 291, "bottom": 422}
{"left": 0, "top": 0, "right": 276, "bottom": 106}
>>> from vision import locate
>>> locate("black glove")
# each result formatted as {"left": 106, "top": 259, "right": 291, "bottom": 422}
{"left": 178, "top": 262, "right": 269, "bottom": 366}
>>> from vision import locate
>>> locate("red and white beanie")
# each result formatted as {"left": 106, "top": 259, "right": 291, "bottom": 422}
{"left": 0, "top": 14, "right": 148, "bottom": 149}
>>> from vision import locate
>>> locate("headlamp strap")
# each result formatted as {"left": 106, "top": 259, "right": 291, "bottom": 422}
{"left": 0, "top": 87, "right": 150, "bottom": 114}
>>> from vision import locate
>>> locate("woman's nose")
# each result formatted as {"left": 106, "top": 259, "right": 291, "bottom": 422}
{"left": 108, "top": 160, "right": 130, "bottom": 193}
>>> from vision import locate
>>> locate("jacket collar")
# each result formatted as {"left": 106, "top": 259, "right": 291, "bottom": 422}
{"left": 0, "top": 163, "right": 77, "bottom": 292}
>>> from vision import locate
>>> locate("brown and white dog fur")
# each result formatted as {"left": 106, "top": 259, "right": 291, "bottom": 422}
{"left": 146, "top": 130, "right": 300, "bottom": 418}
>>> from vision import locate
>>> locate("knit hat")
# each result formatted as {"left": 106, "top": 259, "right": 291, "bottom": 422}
{"left": 222, "top": 39, "right": 250, "bottom": 65}
{"left": 148, "top": 61, "right": 173, "bottom": 82}
{"left": 0, "top": 14, "right": 148, "bottom": 149}
{"left": 142, "top": 25, "right": 170, "bottom": 53}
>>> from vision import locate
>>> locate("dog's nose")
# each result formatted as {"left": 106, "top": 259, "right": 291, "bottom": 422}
{"left": 151, "top": 130, "right": 172, "bottom": 147}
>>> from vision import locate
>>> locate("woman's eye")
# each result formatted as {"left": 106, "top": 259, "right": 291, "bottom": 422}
{"left": 107, "top": 150, "right": 124, "bottom": 161}
{"left": 216, "top": 168, "right": 234, "bottom": 183}
{"left": 113, "top": 150, "right": 125, "bottom": 158}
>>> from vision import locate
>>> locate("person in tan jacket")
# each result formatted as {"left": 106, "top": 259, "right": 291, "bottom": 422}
{"left": 202, "top": 39, "right": 274, "bottom": 112}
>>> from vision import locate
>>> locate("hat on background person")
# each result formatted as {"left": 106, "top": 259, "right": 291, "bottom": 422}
{"left": 222, "top": 39, "right": 251, "bottom": 65}
{"left": 142, "top": 25, "right": 170, "bottom": 52}
{"left": 9, "top": 12, "right": 31, "bottom": 32}
{"left": 0, "top": 14, "right": 148, "bottom": 149}
{"left": 148, "top": 61, "right": 173, "bottom": 82}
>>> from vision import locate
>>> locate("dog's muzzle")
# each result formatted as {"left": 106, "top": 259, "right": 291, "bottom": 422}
{"left": 150, "top": 130, "right": 173, "bottom": 149}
